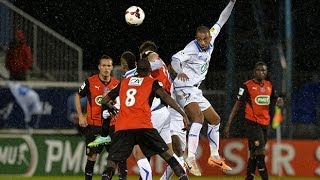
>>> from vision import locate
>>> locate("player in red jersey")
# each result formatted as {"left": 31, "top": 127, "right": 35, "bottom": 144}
{"left": 100, "top": 58, "right": 190, "bottom": 180}
{"left": 224, "top": 61, "right": 284, "bottom": 180}
{"left": 74, "top": 55, "right": 120, "bottom": 180}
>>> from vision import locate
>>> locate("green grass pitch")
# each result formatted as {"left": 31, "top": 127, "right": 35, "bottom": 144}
{"left": 0, "top": 176, "right": 318, "bottom": 180}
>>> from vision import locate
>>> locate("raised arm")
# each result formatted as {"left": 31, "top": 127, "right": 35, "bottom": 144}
{"left": 216, "top": 0, "right": 236, "bottom": 27}
{"left": 211, "top": 0, "right": 236, "bottom": 42}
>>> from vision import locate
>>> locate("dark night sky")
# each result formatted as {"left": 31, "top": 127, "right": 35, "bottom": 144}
{"left": 13, "top": 0, "right": 320, "bottom": 72}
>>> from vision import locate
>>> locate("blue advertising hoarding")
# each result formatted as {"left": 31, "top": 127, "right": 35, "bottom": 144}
{"left": 0, "top": 87, "right": 85, "bottom": 129}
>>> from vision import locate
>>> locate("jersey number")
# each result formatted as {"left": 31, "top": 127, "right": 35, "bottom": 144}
{"left": 125, "top": 88, "right": 137, "bottom": 107}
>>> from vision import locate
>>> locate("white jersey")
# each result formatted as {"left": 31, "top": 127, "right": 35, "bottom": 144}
{"left": 172, "top": 23, "right": 221, "bottom": 88}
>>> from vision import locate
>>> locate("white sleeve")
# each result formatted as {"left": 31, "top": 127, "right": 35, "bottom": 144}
{"left": 210, "top": 24, "right": 222, "bottom": 43}
{"left": 171, "top": 57, "right": 183, "bottom": 74}
{"left": 210, "top": 0, "right": 236, "bottom": 43}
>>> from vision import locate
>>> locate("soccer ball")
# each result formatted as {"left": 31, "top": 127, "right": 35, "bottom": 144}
{"left": 125, "top": 6, "right": 145, "bottom": 26}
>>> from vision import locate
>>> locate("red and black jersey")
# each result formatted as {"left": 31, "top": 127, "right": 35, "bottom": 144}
{"left": 108, "top": 76, "right": 162, "bottom": 131}
{"left": 236, "top": 79, "right": 278, "bottom": 126}
{"left": 78, "top": 75, "right": 119, "bottom": 126}
{"left": 150, "top": 60, "right": 172, "bottom": 94}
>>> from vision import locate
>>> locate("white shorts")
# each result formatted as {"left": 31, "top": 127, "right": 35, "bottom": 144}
{"left": 168, "top": 107, "right": 187, "bottom": 151}
{"left": 173, "top": 86, "right": 211, "bottom": 111}
{"left": 151, "top": 106, "right": 171, "bottom": 144}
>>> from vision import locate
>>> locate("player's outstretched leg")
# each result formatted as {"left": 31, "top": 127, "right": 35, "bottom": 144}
{"left": 184, "top": 122, "right": 202, "bottom": 176}
{"left": 207, "top": 123, "right": 232, "bottom": 172}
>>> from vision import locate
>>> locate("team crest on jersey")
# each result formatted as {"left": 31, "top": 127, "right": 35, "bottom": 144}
{"left": 95, "top": 95, "right": 103, "bottom": 106}
{"left": 255, "top": 95, "right": 270, "bottom": 105}
{"left": 128, "top": 77, "right": 144, "bottom": 86}
{"left": 104, "top": 87, "right": 110, "bottom": 93}
{"left": 210, "top": 27, "right": 215, "bottom": 33}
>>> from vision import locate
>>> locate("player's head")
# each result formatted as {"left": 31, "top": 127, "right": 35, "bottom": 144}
{"left": 195, "top": 26, "right": 212, "bottom": 50}
{"left": 253, "top": 61, "right": 268, "bottom": 82}
{"left": 120, "top": 51, "right": 136, "bottom": 72}
{"left": 98, "top": 54, "right": 113, "bottom": 78}
{"left": 136, "top": 58, "right": 151, "bottom": 77}
{"left": 139, "top": 40, "right": 158, "bottom": 58}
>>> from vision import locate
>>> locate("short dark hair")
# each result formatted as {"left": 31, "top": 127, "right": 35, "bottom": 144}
{"left": 99, "top": 54, "right": 112, "bottom": 64}
{"left": 196, "top": 25, "right": 210, "bottom": 34}
{"left": 139, "top": 40, "right": 158, "bottom": 54}
{"left": 254, "top": 61, "right": 267, "bottom": 69}
{"left": 136, "top": 58, "right": 151, "bottom": 76}
{"left": 121, "top": 51, "right": 136, "bottom": 69}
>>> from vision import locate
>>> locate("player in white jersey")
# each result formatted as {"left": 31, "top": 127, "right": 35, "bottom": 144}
{"left": 171, "top": 0, "right": 236, "bottom": 176}
{"left": 130, "top": 41, "right": 186, "bottom": 180}
{"left": 160, "top": 81, "right": 187, "bottom": 180}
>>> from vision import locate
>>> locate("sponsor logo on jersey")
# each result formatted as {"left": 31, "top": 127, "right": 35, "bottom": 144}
{"left": 255, "top": 95, "right": 270, "bottom": 105}
{"left": 200, "top": 62, "right": 209, "bottom": 74}
{"left": 128, "top": 77, "right": 144, "bottom": 86}
{"left": 95, "top": 95, "right": 103, "bottom": 106}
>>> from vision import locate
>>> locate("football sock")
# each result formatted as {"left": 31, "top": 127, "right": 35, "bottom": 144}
{"left": 85, "top": 160, "right": 95, "bottom": 180}
{"left": 118, "top": 160, "right": 127, "bottom": 180}
{"left": 101, "top": 167, "right": 115, "bottom": 180}
{"left": 246, "top": 157, "right": 257, "bottom": 180}
{"left": 161, "top": 154, "right": 186, "bottom": 180}
{"left": 101, "top": 117, "right": 111, "bottom": 136}
{"left": 166, "top": 156, "right": 188, "bottom": 180}
{"left": 207, "top": 123, "right": 220, "bottom": 157}
{"left": 256, "top": 155, "right": 268, "bottom": 180}
{"left": 161, "top": 164, "right": 173, "bottom": 180}
{"left": 188, "top": 123, "right": 203, "bottom": 158}
{"left": 137, "top": 158, "right": 152, "bottom": 180}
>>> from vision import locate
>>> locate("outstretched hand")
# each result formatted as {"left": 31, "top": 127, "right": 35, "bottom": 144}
{"left": 177, "top": 73, "right": 189, "bottom": 82}
{"left": 107, "top": 103, "right": 119, "bottom": 116}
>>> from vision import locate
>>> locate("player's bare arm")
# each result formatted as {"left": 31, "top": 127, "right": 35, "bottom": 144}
{"left": 74, "top": 93, "right": 88, "bottom": 127}
{"left": 156, "top": 88, "right": 190, "bottom": 129}
{"left": 224, "top": 100, "right": 241, "bottom": 138}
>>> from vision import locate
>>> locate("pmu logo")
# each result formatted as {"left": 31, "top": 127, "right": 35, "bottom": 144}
{"left": 255, "top": 95, "right": 270, "bottom": 105}
{"left": 95, "top": 95, "right": 103, "bottom": 106}
{"left": 0, "top": 135, "right": 38, "bottom": 176}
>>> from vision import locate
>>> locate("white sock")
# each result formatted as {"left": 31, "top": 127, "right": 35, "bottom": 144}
{"left": 137, "top": 158, "right": 152, "bottom": 180}
{"left": 179, "top": 156, "right": 186, "bottom": 172}
{"left": 173, "top": 153, "right": 184, "bottom": 167}
{"left": 160, "top": 154, "right": 185, "bottom": 180}
{"left": 161, "top": 164, "right": 173, "bottom": 180}
{"left": 187, "top": 123, "right": 203, "bottom": 158}
{"left": 207, "top": 123, "right": 220, "bottom": 157}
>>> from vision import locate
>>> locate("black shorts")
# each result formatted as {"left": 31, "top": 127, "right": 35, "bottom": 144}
{"left": 107, "top": 128, "right": 169, "bottom": 162}
{"left": 245, "top": 120, "right": 268, "bottom": 154}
